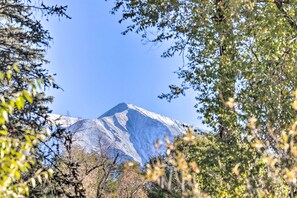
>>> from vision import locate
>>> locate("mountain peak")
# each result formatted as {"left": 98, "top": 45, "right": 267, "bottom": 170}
{"left": 99, "top": 103, "right": 184, "bottom": 126}
{"left": 111, "top": 102, "right": 143, "bottom": 110}
{"left": 98, "top": 102, "right": 130, "bottom": 118}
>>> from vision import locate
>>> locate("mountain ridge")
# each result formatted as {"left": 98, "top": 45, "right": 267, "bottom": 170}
{"left": 53, "top": 103, "right": 188, "bottom": 164}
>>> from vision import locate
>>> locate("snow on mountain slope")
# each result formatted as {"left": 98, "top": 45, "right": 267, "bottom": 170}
{"left": 67, "top": 103, "right": 186, "bottom": 165}
{"left": 48, "top": 114, "right": 81, "bottom": 127}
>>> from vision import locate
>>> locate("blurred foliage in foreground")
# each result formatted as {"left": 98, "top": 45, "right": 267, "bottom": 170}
{"left": 146, "top": 91, "right": 297, "bottom": 197}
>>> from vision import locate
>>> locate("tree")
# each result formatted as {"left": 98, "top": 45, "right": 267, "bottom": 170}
{"left": 39, "top": 121, "right": 122, "bottom": 198}
{"left": 111, "top": 0, "right": 297, "bottom": 137}
{"left": 146, "top": 127, "right": 294, "bottom": 197}
{"left": 117, "top": 162, "right": 147, "bottom": 198}
{"left": 111, "top": 2, "right": 297, "bottom": 195}
{"left": 0, "top": 69, "right": 54, "bottom": 197}
{"left": 0, "top": 0, "right": 69, "bottom": 196}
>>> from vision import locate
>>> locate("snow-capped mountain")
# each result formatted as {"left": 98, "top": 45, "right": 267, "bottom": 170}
{"left": 60, "top": 103, "right": 187, "bottom": 165}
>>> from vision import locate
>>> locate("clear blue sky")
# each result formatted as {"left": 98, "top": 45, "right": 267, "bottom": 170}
{"left": 44, "top": 0, "right": 206, "bottom": 128}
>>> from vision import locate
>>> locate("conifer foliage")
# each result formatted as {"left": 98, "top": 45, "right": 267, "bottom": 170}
{"left": 0, "top": 0, "right": 69, "bottom": 197}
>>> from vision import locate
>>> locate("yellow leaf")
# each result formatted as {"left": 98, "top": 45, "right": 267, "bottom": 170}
{"left": 232, "top": 163, "right": 241, "bottom": 175}
{"left": 23, "top": 90, "right": 32, "bottom": 103}
{"left": 6, "top": 71, "right": 12, "bottom": 80}
{"left": 2, "top": 111, "right": 8, "bottom": 122}
{"left": 48, "top": 168, "right": 54, "bottom": 177}
{"left": 31, "top": 178, "right": 36, "bottom": 188}
{"left": 16, "top": 96, "right": 24, "bottom": 110}
{"left": 37, "top": 175, "right": 42, "bottom": 184}
{"left": 225, "top": 97, "right": 235, "bottom": 108}
{"left": 13, "top": 64, "right": 19, "bottom": 72}
{"left": 38, "top": 134, "right": 46, "bottom": 142}
{"left": 281, "top": 131, "right": 288, "bottom": 143}
{"left": 292, "top": 101, "right": 297, "bottom": 111}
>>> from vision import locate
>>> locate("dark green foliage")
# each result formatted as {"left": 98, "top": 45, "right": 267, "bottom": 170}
{"left": 0, "top": 0, "right": 69, "bottom": 126}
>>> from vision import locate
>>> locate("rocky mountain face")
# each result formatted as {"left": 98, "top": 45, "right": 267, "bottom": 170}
{"left": 54, "top": 103, "right": 187, "bottom": 165}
